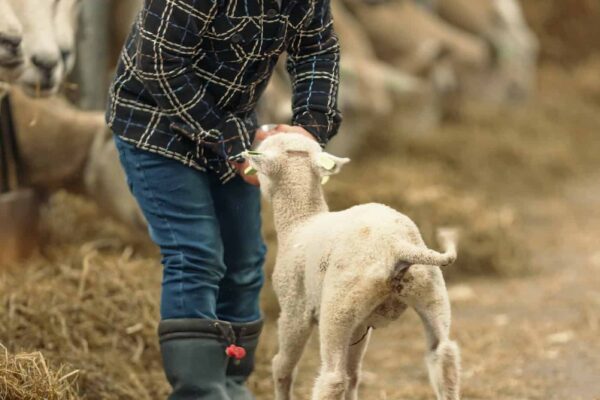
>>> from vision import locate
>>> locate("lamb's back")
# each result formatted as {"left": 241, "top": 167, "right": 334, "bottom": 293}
{"left": 288, "top": 203, "right": 424, "bottom": 270}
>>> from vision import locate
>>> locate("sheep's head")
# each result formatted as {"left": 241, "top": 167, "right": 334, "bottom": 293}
{"left": 8, "top": 0, "right": 81, "bottom": 96}
{"left": 244, "top": 133, "right": 350, "bottom": 196}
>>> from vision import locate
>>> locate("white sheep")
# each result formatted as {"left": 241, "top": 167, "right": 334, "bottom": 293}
{"left": 433, "top": 0, "right": 539, "bottom": 102}
{"left": 245, "top": 133, "right": 461, "bottom": 400}
{"left": 6, "top": 0, "right": 80, "bottom": 96}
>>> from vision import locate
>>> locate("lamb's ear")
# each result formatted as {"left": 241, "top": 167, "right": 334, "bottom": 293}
{"left": 316, "top": 152, "right": 350, "bottom": 176}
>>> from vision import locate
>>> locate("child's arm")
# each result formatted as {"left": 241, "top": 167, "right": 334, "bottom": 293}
{"left": 135, "top": 0, "right": 255, "bottom": 161}
{"left": 286, "top": 0, "right": 343, "bottom": 146}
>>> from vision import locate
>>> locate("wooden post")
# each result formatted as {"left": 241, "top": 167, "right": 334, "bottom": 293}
{"left": 74, "top": 0, "right": 111, "bottom": 110}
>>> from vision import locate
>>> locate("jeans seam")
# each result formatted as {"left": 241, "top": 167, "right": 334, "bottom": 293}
{"left": 133, "top": 156, "right": 186, "bottom": 315}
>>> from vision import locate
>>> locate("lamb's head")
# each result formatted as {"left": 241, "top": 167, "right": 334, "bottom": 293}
{"left": 8, "top": 0, "right": 80, "bottom": 96}
{"left": 245, "top": 133, "right": 350, "bottom": 197}
{"left": 0, "top": 0, "right": 24, "bottom": 82}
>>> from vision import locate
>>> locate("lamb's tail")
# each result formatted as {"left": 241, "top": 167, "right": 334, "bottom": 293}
{"left": 399, "top": 228, "right": 459, "bottom": 267}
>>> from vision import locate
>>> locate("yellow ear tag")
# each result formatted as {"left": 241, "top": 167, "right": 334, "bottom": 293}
{"left": 318, "top": 154, "right": 336, "bottom": 171}
{"left": 244, "top": 166, "right": 257, "bottom": 176}
{"left": 321, "top": 176, "right": 330, "bottom": 185}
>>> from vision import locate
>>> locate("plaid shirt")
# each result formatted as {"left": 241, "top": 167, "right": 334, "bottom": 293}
{"left": 106, "top": 0, "right": 342, "bottom": 182}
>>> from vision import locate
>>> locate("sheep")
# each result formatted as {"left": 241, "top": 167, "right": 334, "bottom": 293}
{"left": 3, "top": 0, "right": 142, "bottom": 230}
{"left": 343, "top": 0, "right": 492, "bottom": 75}
{"left": 433, "top": 0, "right": 539, "bottom": 102}
{"left": 245, "top": 133, "right": 461, "bottom": 400}
{"left": 0, "top": 0, "right": 24, "bottom": 86}
{"left": 10, "top": 87, "right": 146, "bottom": 229}
{"left": 6, "top": 0, "right": 81, "bottom": 97}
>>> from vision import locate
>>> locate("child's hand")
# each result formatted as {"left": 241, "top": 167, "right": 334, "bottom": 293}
{"left": 230, "top": 128, "right": 276, "bottom": 186}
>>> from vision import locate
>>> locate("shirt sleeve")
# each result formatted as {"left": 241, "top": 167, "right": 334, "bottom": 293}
{"left": 286, "top": 0, "right": 343, "bottom": 145}
{"left": 135, "top": 0, "right": 253, "bottom": 161}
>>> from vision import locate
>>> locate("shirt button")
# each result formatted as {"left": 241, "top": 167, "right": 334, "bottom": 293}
{"left": 231, "top": 33, "right": 243, "bottom": 44}
{"left": 266, "top": 8, "right": 278, "bottom": 17}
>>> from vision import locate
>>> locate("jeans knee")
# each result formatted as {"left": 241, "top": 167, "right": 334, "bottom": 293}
{"left": 160, "top": 250, "right": 227, "bottom": 320}
{"left": 223, "top": 243, "right": 266, "bottom": 288}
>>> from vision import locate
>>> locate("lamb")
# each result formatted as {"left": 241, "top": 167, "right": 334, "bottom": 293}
{"left": 245, "top": 133, "right": 461, "bottom": 400}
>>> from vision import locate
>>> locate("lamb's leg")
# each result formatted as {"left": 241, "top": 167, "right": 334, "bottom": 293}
{"left": 272, "top": 311, "right": 313, "bottom": 400}
{"left": 312, "top": 313, "right": 353, "bottom": 400}
{"left": 414, "top": 289, "right": 461, "bottom": 400}
{"left": 344, "top": 325, "right": 372, "bottom": 400}
{"left": 313, "top": 287, "right": 380, "bottom": 400}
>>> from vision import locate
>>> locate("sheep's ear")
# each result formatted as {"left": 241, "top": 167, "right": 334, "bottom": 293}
{"left": 316, "top": 152, "right": 350, "bottom": 176}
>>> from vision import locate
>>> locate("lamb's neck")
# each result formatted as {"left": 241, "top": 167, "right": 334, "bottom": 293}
{"left": 271, "top": 181, "right": 328, "bottom": 241}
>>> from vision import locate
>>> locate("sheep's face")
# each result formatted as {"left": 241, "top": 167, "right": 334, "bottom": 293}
{"left": 9, "top": 0, "right": 80, "bottom": 96}
{"left": 0, "top": 0, "right": 24, "bottom": 81}
{"left": 245, "top": 133, "right": 350, "bottom": 196}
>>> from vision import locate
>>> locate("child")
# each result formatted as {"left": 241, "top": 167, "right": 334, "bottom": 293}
{"left": 106, "top": 0, "right": 342, "bottom": 398}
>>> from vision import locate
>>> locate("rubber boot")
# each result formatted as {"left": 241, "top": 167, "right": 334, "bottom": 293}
{"left": 159, "top": 319, "right": 236, "bottom": 400}
{"left": 225, "top": 319, "right": 264, "bottom": 400}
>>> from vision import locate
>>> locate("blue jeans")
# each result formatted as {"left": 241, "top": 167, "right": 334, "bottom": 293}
{"left": 114, "top": 135, "right": 266, "bottom": 322}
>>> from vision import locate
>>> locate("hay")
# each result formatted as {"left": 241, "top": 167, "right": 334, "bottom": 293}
{"left": 0, "top": 345, "right": 79, "bottom": 400}
{"left": 1, "top": 192, "right": 168, "bottom": 399}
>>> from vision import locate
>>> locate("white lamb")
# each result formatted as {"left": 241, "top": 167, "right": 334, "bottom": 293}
{"left": 245, "top": 134, "right": 461, "bottom": 400}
